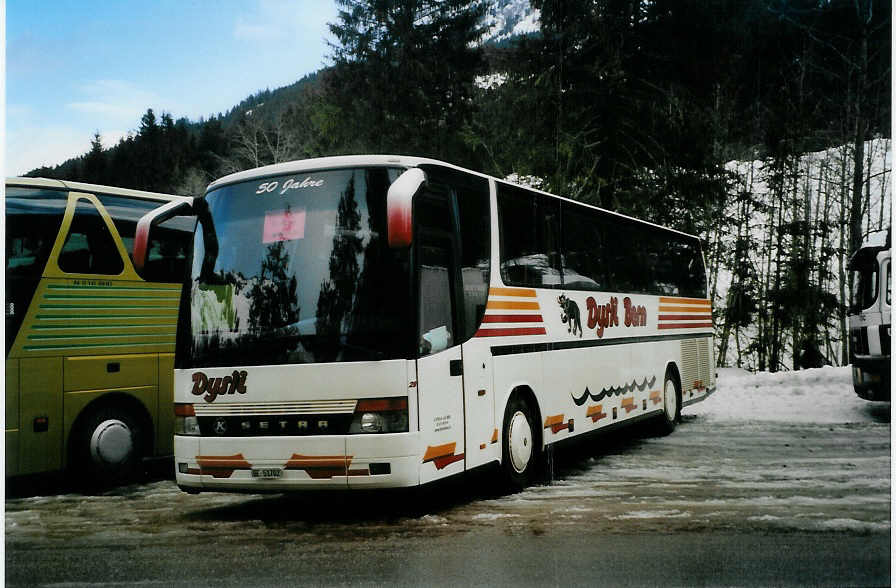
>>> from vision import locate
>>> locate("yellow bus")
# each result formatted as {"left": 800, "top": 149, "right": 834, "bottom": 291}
{"left": 5, "top": 177, "right": 194, "bottom": 487}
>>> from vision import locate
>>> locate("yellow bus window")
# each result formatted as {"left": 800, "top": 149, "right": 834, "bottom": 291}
{"left": 58, "top": 200, "right": 125, "bottom": 275}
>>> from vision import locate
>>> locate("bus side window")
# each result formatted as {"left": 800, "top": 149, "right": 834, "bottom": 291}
{"left": 497, "top": 184, "right": 562, "bottom": 288}
{"left": 603, "top": 219, "right": 638, "bottom": 293}
{"left": 6, "top": 188, "right": 68, "bottom": 353}
{"left": 561, "top": 204, "right": 608, "bottom": 290}
{"left": 58, "top": 200, "right": 125, "bottom": 275}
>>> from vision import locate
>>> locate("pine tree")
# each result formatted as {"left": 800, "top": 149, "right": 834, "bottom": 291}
{"left": 325, "top": 0, "right": 488, "bottom": 163}
{"left": 83, "top": 132, "right": 107, "bottom": 184}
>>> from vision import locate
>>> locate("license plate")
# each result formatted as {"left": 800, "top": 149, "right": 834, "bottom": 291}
{"left": 251, "top": 467, "right": 283, "bottom": 479}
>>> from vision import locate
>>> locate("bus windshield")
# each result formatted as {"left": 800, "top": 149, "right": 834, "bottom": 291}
{"left": 850, "top": 264, "right": 879, "bottom": 313}
{"left": 186, "top": 166, "right": 413, "bottom": 368}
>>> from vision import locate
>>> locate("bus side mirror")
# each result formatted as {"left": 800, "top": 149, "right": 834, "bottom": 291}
{"left": 387, "top": 168, "right": 426, "bottom": 248}
{"left": 133, "top": 199, "right": 194, "bottom": 271}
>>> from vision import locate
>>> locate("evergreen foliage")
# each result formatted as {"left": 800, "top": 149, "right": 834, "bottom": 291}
{"left": 21, "top": 0, "right": 891, "bottom": 371}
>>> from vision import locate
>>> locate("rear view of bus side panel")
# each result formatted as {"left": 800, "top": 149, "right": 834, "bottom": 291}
{"left": 490, "top": 177, "right": 714, "bottom": 479}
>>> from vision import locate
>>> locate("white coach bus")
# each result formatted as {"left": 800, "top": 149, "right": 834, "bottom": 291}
{"left": 141, "top": 156, "right": 715, "bottom": 493}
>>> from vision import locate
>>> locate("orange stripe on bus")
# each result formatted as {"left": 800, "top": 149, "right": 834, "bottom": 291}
{"left": 196, "top": 453, "right": 252, "bottom": 468}
{"left": 586, "top": 405, "right": 607, "bottom": 422}
{"left": 491, "top": 428, "right": 499, "bottom": 443}
{"left": 486, "top": 300, "right": 541, "bottom": 310}
{"left": 659, "top": 297, "right": 711, "bottom": 306}
{"left": 489, "top": 287, "right": 537, "bottom": 297}
{"left": 422, "top": 442, "right": 456, "bottom": 462}
{"left": 544, "top": 415, "right": 564, "bottom": 427}
{"left": 284, "top": 454, "right": 348, "bottom": 470}
{"left": 544, "top": 414, "right": 571, "bottom": 433}
{"left": 196, "top": 453, "right": 252, "bottom": 479}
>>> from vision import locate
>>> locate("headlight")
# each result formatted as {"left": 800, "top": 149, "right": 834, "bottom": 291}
{"left": 350, "top": 397, "right": 409, "bottom": 434}
{"left": 361, "top": 413, "right": 386, "bottom": 433}
{"left": 174, "top": 403, "right": 200, "bottom": 435}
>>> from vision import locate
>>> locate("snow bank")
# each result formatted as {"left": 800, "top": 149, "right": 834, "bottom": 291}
{"left": 691, "top": 366, "right": 882, "bottom": 424}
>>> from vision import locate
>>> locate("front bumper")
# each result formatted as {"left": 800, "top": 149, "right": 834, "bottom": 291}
{"left": 175, "top": 432, "right": 422, "bottom": 492}
{"left": 851, "top": 358, "right": 891, "bottom": 401}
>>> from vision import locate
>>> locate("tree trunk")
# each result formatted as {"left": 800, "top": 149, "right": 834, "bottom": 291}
{"left": 848, "top": 20, "right": 869, "bottom": 258}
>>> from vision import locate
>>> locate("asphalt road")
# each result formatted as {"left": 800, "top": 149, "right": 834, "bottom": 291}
{"left": 5, "top": 401, "right": 890, "bottom": 587}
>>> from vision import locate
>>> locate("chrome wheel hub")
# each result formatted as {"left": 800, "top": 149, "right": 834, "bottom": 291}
{"left": 508, "top": 410, "right": 533, "bottom": 474}
{"left": 90, "top": 419, "right": 133, "bottom": 465}
{"left": 664, "top": 379, "right": 678, "bottom": 420}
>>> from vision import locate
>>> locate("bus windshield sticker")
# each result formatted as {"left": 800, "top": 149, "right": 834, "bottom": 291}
{"left": 255, "top": 177, "right": 325, "bottom": 195}
{"left": 262, "top": 209, "right": 306, "bottom": 243}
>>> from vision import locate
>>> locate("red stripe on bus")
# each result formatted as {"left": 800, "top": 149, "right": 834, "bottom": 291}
{"left": 432, "top": 453, "right": 465, "bottom": 470}
{"left": 474, "top": 327, "right": 547, "bottom": 337}
{"left": 657, "top": 322, "right": 714, "bottom": 330}
{"left": 658, "top": 314, "right": 713, "bottom": 321}
{"left": 481, "top": 314, "right": 544, "bottom": 323}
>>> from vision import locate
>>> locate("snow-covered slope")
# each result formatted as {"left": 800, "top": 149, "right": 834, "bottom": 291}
{"left": 484, "top": 0, "right": 540, "bottom": 43}
{"left": 715, "top": 138, "right": 892, "bottom": 369}
{"left": 694, "top": 366, "right": 878, "bottom": 424}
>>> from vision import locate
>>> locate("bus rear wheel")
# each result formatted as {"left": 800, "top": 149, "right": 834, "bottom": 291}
{"left": 72, "top": 406, "right": 144, "bottom": 489}
{"left": 655, "top": 369, "right": 681, "bottom": 436}
{"left": 500, "top": 395, "right": 539, "bottom": 491}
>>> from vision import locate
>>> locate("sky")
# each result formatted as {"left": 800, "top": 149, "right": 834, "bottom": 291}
{"left": 5, "top": 0, "right": 340, "bottom": 176}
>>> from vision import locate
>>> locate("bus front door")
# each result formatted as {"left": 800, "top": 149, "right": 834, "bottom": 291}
{"left": 416, "top": 231, "right": 466, "bottom": 484}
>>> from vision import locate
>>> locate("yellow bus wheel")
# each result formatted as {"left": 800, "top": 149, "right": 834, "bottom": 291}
{"left": 72, "top": 406, "right": 144, "bottom": 488}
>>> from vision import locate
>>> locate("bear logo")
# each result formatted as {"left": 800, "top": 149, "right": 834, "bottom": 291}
{"left": 558, "top": 294, "right": 582, "bottom": 337}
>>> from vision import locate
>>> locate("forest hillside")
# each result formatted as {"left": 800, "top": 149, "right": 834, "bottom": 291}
{"left": 24, "top": 0, "right": 892, "bottom": 371}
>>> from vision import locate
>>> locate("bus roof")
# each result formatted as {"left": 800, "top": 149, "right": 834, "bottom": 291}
{"left": 205, "top": 154, "right": 702, "bottom": 242}
{"left": 6, "top": 177, "right": 191, "bottom": 205}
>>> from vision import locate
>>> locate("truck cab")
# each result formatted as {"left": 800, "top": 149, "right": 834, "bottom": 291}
{"left": 848, "top": 229, "right": 891, "bottom": 401}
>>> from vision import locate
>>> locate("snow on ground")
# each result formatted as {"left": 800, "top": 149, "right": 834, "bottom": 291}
{"left": 693, "top": 366, "right": 875, "bottom": 424}
{"left": 461, "top": 366, "right": 890, "bottom": 535}
{"left": 5, "top": 367, "right": 890, "bottom": 543}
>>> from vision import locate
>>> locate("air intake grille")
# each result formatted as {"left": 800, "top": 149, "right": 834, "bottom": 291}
{"left": 680, "top": 337, "right": 713, "bottom": 391}
{"left": 680, "top": 339, "right": 698, "bottom": 392}
{"left": 194, "top": 400, "right": 358, "bottom": 416}
{"left": 697, "top": 337, "right": 712, "bottom": 386}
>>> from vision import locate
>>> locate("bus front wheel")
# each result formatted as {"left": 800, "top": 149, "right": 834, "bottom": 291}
{"left": 500, "top": 394, "right": 539, "bottom": 491}
{"left": 73, "top": 406, "right": 144, "bottom": 488}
